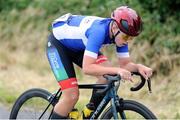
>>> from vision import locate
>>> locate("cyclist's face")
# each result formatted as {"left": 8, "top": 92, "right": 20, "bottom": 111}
{"left": 115, "top": 31, "right": 134, "bottom": 46}
{"left": 112, "top": 23, "right": 134, "bottom": 46}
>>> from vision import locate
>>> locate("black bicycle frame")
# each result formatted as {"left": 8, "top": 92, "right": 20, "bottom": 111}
{"left": 40, "top": 73, "right": 150, "bottom": 119}
{"left": 89, "top": 82, "right": 120, "bottom": 119}
{"left": 45, "top": 83, "right": 121, "bottom": 119}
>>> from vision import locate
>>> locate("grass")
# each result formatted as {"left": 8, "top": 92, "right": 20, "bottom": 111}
{"left": 0, "top": 87, "right": 17, "bottom": 104}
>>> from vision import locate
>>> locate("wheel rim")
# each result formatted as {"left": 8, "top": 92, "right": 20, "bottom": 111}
{"left": 119, "top": 110, "right": 148, "bottom": 119}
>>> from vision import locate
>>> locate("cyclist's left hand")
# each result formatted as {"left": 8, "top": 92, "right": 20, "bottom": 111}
{"left": 137, "top": 64, "right": 153, "bottom": 80}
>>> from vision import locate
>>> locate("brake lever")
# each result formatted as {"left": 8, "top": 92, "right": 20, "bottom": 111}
{"left": 147, "top": 78, "right": 152, "bottom": 93}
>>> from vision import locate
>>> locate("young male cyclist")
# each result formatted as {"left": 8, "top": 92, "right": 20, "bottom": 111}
{"left": 46, "top": 6, "right": 153, "bottom": 119}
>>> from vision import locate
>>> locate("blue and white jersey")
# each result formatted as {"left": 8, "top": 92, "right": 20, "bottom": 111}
{"left": 52, "top": 13, "right": 129, "bottom": 59}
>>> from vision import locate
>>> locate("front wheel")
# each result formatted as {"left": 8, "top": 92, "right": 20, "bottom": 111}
{"left": 101, "top": 100, "right": 157, "bottom": 119}
{"left": 9, "top": 88, "right": 54, "bottom": 119}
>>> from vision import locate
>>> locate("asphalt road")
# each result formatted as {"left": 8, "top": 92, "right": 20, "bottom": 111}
{"left": 0, "top": 106, "right": 10, "bottom": 119}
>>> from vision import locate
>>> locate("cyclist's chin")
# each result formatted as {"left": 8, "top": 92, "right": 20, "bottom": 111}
{"left": 115, "top": 39, "right": 127, "bottom": 47}
{"left": 116, "top": 43, "right": 127, "bottom": 47}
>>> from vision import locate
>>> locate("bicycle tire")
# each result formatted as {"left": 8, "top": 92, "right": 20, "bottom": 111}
{"left": 101, "top": 100, "right": 157, "bottom": 119}
{"left": 9, "top": 88, "right": 53, "bottom": 119}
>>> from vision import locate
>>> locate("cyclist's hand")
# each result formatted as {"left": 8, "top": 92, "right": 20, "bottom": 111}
{"left": 137, "top": 64, "right": 153, "bottom": 80}
{"left": 117, "top": 68, "right": 132, "bottom": 82}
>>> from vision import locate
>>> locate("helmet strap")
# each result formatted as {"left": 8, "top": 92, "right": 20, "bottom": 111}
{"left": 114, "top": 30, "right": 120, "bottom": 38}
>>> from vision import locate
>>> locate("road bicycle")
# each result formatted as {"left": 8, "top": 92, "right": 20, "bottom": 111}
{"left": 9, "top": 72, "right": 157, "bottom": 119}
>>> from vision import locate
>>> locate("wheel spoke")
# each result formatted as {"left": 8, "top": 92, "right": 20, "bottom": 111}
{"left": 16, "top": 97, "right": 53, "bottom": 119}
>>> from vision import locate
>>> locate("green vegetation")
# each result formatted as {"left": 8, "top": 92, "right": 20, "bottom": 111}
{"left": 0, "top": 0, "right": 179, "bottom": 118}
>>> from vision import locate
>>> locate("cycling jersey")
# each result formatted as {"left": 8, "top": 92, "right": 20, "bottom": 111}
{"left": 47, "top": 13, "right": 130, "bottom": 90}
{"left": 52, "top": 13, "right": 129, "bottom": 59}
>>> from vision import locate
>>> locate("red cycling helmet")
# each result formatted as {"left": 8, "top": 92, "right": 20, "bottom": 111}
{"left": 111, "top": 6, "right": 142, "bottom": 36}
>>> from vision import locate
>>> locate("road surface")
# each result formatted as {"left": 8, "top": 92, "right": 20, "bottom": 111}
{"left": 0, "top": 105, "right": 10, "bottom": 119}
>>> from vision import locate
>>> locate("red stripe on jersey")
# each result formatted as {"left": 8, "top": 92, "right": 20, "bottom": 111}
{"left": 95, "top": 55, "right": 108, "bottom": 64}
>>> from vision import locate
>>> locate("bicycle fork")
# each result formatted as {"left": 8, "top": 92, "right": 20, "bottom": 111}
{"left": 110, "top": 88, "right": 118, "bottom": 119}
{"left": 111, "top": 86, "right": 127, "bottom": 120}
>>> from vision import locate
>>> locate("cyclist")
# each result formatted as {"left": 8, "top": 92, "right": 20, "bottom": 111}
{"left": 46, "top": 6, "right": 153, "bottom": 119}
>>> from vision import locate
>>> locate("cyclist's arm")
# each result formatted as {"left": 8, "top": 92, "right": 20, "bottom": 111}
{"left": 118, "top": 57, "right": 139, "bottom": 72}
{"left": 118, "top": 57, "right": 153, "bottom": 79}
{"left": 83, "top": 55, "right": 121, "bottom": 76}
{"left": 116, "top": 44, "right": 139, "bottom": 72}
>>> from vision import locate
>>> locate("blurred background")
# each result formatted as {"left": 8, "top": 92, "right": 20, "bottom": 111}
{"left": 0, "top": 0, "right": 179, "bottom": 119}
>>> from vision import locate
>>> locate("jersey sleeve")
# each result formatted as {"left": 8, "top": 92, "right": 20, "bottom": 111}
{"left": 84, "top": 27, "right": 105, "bottom": 59}
{"left": 116, "top": 44, "right": 130, "bottom": 58}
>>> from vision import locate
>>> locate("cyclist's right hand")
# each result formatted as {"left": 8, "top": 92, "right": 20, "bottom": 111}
{"left": 117, "top": 68, "right": 132, "bottom": 82}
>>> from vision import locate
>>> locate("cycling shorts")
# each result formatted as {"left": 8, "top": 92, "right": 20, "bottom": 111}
{"left": 46, "top": 34, "right": 108, "bottom": 90}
